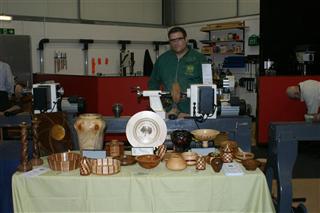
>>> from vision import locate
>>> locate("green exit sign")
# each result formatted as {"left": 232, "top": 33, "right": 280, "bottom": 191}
{"left": 0, "top": 28, "right": 15, "bottom": 35}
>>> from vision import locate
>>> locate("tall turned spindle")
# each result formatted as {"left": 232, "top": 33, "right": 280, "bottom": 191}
{"left": 17, "top": 122, "right": 32, "bottom": 172}
{"left": 31, "top": 117, "right": 43, "bottom": 166}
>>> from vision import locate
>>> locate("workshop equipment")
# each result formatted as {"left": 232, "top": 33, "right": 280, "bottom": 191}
{"left": 32, "top": 83, "right": 64, "bottom": 114}
{"left": 135, "top": 86, "right": 168, "bottom": 119}
{"left": 59, "top": 96, "right": 85, "bottom": 113}
{"left": 187, "top": 84, "right": 218, "bottom": 119}
{"left": 296, "top": 45, "right": 315, "bottom": 75}
{"left": 54, "top": 51, "right": 67, "bottom": 73}
{"left": 264, "top": 59, "right": 276, "bottom": 75}
{"left": 135, "top": 83, "right": 218, "bottom": 120}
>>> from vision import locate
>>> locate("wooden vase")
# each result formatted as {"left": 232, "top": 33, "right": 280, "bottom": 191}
{"left": 74, "top": 113, "right": 106, "bottom": 150}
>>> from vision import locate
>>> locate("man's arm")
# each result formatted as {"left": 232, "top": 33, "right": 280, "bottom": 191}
{"left": 5, "top": 63, "right": 14, "bottom": 95}
{"left": 313, "top": 113, "right": 320, "bottom": 122}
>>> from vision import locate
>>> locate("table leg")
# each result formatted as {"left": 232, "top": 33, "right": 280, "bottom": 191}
{"left": 0, "top": 127, "right": 3, "bottom": 143}
{"left": 276, "top": 139, "right": 298, "bottom": 213}
{"left": 266, "top": 125, "right": 298, "bottom": 213}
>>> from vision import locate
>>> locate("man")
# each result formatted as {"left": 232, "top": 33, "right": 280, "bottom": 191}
{"left": 148, "top": 26, "right": 207, "bottom": 117}
{"left": 0, "top": 61, "right": 15, "bottom": 112}
{"left": 286, "top": 79, "right": 320, "bottom": 121}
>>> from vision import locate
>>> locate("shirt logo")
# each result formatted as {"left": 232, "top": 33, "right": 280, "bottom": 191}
{"left": 185, "top": 65, "right": 194, "bottom": 76}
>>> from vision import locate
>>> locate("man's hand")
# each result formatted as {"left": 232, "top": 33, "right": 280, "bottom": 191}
{"left": 313, "top": 113, "right": 320, "bottom": 122}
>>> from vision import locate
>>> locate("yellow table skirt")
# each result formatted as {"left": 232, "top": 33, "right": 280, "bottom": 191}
{"left": 12, "top": 157, "right": 275, "bottom": 213}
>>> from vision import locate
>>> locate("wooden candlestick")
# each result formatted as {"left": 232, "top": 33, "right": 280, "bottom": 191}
{"left": 31, "top": 117, "right": 43, "bottom": 166}
{"left": 17, "top": 122, "right": 32, "bottom": 172}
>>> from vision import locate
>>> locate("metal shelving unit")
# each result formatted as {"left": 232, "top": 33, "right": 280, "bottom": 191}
{"left": 200, "top": 21, "right": 246, "bottom": 58}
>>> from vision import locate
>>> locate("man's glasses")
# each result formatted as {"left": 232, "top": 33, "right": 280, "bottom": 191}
{"left": 169, "top": 37, "right": 185, "bottom": 43}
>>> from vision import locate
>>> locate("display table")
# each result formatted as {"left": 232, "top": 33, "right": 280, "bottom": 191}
{"left": 13, "top": 158, "right": 275, "bottom": 213}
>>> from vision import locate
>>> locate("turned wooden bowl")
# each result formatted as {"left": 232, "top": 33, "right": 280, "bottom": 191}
{"left": 171, "top": 130, "right": 193, "bottom": 152}
{"left": 181, "top": 151, "right": 198, "bottom": 166}
{"left": 47, "top": 152, "right": 81, "bottom": 172}
{"left": 136, "top": 155, "right": 161, "bottom": 169}
{"left": 191, "top": 129, "right": 220, "bottom": 141}
{"left": 235, "top": 151, "right": 255, "bottom": 161}
{"left": 114, "top": 154, "right": 136, "bottom": 166}
{"left": 242, "top": 159, "right": 261, "bottom": 171}
{"left": 90, "top": 157, "right": 121, "bottom": 175}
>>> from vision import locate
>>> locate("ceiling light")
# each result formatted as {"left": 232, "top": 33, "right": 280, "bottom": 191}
{"left": 0, "top": 14, "right": 12, "bottom": 21}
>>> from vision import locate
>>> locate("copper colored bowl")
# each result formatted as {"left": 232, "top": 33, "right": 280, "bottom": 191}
{"left": 47, "top": 152, "right": 81, "bottom": 172}
{"left": 136, "top": 155, "right": 161, "bottom": 169}
{"left": 90, "top": 157, "right": 121, "bottom": 175}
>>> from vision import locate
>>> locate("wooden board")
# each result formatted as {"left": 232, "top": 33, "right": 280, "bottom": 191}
{"left": 35, "top": 112, "right": 73, "bottom": 156}
{"left": 201, "top": 21, "right": 245, "bottom": 32}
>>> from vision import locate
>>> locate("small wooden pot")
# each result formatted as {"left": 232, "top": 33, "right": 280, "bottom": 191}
{"left": 105, "top": 140, "right": 124, "bottom": 157}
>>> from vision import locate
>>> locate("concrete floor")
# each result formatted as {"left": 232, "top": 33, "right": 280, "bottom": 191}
{"left": 253, "top": 140, "right": 320, "bottom": 213}
{"left": 272, "top": 179, "right": 320, "bottom": 213}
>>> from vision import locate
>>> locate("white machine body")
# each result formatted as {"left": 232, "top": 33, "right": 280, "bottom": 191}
{"left": 187, "top": 84, "right": 217, "bottom": 119}
{"left": 32, "top": 83, "right": 61, "bottom": 114}
{"left": 142, "top": 90, "right": 166, "bottom": 119}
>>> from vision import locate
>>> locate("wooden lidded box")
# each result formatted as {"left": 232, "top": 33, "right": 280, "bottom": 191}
{"left": 105, "top": 140, "right": 124, "bottom": 157}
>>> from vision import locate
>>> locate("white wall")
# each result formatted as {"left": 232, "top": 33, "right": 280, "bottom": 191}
{"left": 80, "top": 0, "right": 162, "bottom": 25}
{"left": 1, "top": 20, "right": 169, "bottom": 75}
{"left": 175, "top": 0, "right": 259, "bottom": 24}
{"left": 175, "top": 0, "right": 237, "bottom": 24}
{"left": 2, "top": 0, "right": 162, "bottom": 24}
{"left": 1, "top": 15, "right": 259, "bottom": 76}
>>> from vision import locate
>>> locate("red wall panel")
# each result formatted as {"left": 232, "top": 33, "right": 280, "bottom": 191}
{"left": 258, "top": 76, "right": 320, "bottom": 144}
{"left": 96, "top": 76, "right": 150, "bottom": 116}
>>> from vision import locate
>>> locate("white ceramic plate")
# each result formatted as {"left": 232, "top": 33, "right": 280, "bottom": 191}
{"left": 126, "top": 111, "right": 167, "bottom": 148}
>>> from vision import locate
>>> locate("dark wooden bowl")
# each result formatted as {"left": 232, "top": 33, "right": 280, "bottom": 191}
{"left": 170, "top": 130, "right": 193, "bottom": 152}
{"left": 242, "top": 159, "right": 261, "bottom": 171}
{"left": 114, "top": 154, "right": 136, "bottom": 166}
{"left": 136, "top": 155, "right": 160, "bottom": 169}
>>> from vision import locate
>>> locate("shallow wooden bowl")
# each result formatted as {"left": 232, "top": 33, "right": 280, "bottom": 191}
{"left": 136, "top": 155, "right": 160, "bottom": 169}
{"left": 191, "top": 129, "right": 220, "bottom": 141}
{"left": 47, "top": 152, "right": 81, "bottom": 172}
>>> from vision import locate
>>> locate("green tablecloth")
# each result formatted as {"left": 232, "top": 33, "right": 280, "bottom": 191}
{"left": 12, "top": 158, "right": 275, "bottom": 213}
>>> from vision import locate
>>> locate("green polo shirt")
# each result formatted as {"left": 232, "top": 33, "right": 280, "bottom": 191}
{"left": 148, "top": 49, "right": 207, "bottom": 113}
